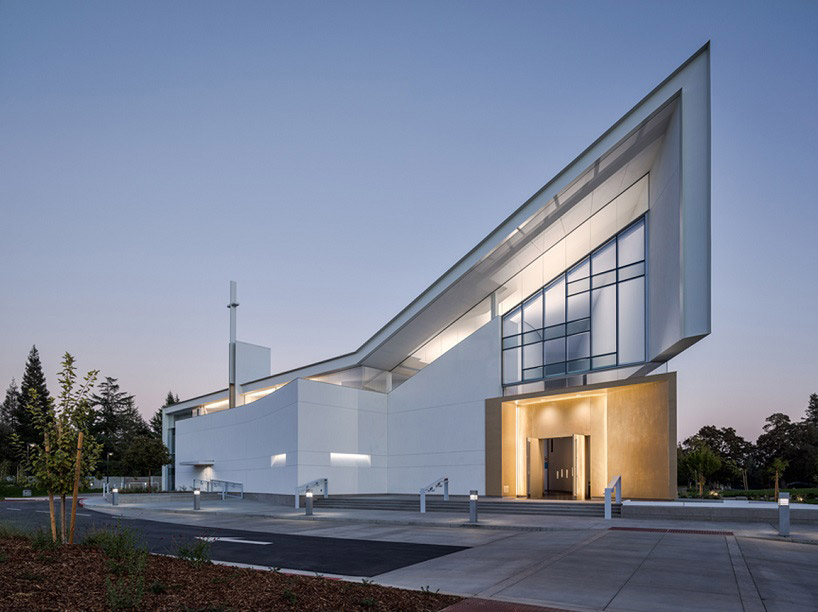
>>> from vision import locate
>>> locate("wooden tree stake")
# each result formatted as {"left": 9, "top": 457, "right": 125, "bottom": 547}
{"left": 45, "top": 438, "right": 57, "bottom": 543}
{"left": 69, "top": 431, "right": 83, "bottom": 544}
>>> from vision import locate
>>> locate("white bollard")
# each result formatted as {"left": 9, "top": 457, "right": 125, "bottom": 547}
{"left": 469, "top": 490, "right": 478, "bottom": 523}
{"left": 778, "top": 492, "right": 790, "bottom": 537}
{"left": 112, "top": 488, "right": 119, "bottom": 506}
{"left": 306, "top": 490, "right": 313, "bottom": 516}
{"left": 193, "top": 488, "right": 201, "bottom": 511}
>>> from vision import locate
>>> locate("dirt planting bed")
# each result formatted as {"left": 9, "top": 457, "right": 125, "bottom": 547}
{"left": 0, "top": 535, "right": 461, "bottom": 611}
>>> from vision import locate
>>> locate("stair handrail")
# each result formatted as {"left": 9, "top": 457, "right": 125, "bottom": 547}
{"left": 419, "top": 476, "right": 448, "bottom": 513}
{"left": 295, "top": 478, "right": 328, "bottom": 508}
{"left": 193, "top": 478, "right": 212, "bottom": 492}
{"left": 604, "top": 475, "right": 622, "bottom": 520}
{"left": 209, "top": 478, "right": 244, "bottom": 500}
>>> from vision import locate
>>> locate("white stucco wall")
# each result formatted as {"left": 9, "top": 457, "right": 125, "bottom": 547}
{"left": 386, "top": 316, "right": 502, "bottom": 495}
{"left": 295, "top": 378, "right": 387, "bottom": 494}
{"left": 174, "top": 379, "right": 299, "bottom": 493}
{"left": 173, "top": 377, "right": 387, "bottom": 495}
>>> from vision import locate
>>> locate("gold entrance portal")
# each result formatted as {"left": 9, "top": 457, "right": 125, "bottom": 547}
{"left": 485, "top": 373, "right": 677, "bottom": 501}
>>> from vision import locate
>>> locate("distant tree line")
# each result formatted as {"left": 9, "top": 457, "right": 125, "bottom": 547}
{"left": 0, "top": 346, "right": 176, "bottom": 482}
{"left": 678, "top": 393, "right": 818, "bottom": 495}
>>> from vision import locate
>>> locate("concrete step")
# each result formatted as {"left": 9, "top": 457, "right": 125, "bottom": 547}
{"left": 313, "top": 497, "right": 620, "bottom": 517}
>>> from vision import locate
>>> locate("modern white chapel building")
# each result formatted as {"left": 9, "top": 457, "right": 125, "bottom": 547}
{"left": 162, "top": 44, "right": 711, "bottom": 502}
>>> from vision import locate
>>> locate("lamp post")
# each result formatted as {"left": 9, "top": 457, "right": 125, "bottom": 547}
{"left": 469, "top": 490, "right": 478, "bottom": 523}
{"left": 22, "top": 443, "right": 34, "bottom": 483}
{"left": 193, "top": 488, "right": 201, "bottom": 511}
{"left": 112, "top": 488, "right": 119, "bottom": 506}
{"left": 305, "top": 490, "right": 314, "bottom": 516}
{"left": 106, "top": 452, "right": 113, "bottom": 487}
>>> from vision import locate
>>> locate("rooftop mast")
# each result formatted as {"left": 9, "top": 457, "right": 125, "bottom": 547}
{"left": 228, "top": 281, "right": 238, "bottom": 409}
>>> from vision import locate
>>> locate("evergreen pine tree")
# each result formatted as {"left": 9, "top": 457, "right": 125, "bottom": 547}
{"left": 16, "top": 346, "right": 51, "bottom": 445}
{"left": 0, "top": 379, "right": 20, "bottom": 428}
{"left": 805, "top": 393, "right": 818, "bottom": 425}
{"left": 119, "top": 396, "right": 151, "bottom": 440}
{"left": 90, "top": 377, "right": 150, "bottom": 458}
{"left": 0, "top": 380, "right": 19, "bottom": 471}
{"left": 149, "top": 409, "right": 163, "bottom": 438}
{"left": 149, "top": 391, "right": 178, "bottom": 438}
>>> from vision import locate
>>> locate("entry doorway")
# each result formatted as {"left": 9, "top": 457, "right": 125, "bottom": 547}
{"left": 527, "top": 435, "right": 590, "bottom": 500}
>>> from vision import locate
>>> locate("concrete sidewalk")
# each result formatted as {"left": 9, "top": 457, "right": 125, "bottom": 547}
{"left": 78, "top": 496, "right": 818, "bottom": 610}
{"left": 82, "top": 495, "right": 818, "bottom": 544}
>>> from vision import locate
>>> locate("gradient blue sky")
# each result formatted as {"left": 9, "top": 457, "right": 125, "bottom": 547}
{"left": 1, "top": 1, "right": 816, "bottom": 441}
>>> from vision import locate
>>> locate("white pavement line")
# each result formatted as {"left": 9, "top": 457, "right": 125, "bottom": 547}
{"left": 475, "top": 528, "right": 610, "bottom": 599}
{"left": 186, "top": 555, "right": 370, "bottom": 582}
{"left": 196, "top": 536, "right": 272, "bottom": 545}
{"left": 6, "top": 508, "right": 21, "bottom": 511}
{"left": 728, "top": 536, "right": 765, "bottom": 612}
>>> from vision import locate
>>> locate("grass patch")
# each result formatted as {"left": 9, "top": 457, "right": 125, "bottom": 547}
{"left": 0, "top": 522, "right": 29, "bottom": 539}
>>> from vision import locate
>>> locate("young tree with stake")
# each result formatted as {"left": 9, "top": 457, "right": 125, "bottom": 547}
{"left": 14, "top": 353, "right": 101, "bottom": 544}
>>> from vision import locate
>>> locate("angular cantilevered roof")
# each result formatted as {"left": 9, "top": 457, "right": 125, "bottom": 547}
{"left": 352, "top": 42, "right": 710, "bottom": 372}
{"left": 173, "top": 42, "right": 710, "bottom": 407}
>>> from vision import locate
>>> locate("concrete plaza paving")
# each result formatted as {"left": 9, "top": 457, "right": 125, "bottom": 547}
{"left": 81, "top": 496, "right": 818, "bottom": 611}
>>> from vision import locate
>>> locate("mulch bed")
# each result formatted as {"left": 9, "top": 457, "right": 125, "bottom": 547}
{"left": 0, "top": 536, "right": 461, "bottom": 611}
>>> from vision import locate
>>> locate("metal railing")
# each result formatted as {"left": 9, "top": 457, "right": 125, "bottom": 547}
{"left": 604, "top": 475, "right": 622, "bottom": 520}
{"left": 193, "top": 478, "right": 244, "bottom": 500}
{"left": 420, "top": 476, "right": 448, "bottom": 513}
{"left": 295, "top": 478, "right": 328, "bottom": 508}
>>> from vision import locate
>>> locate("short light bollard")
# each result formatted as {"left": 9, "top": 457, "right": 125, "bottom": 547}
{"left": 111, "top": 488, "right": 119, "bottom": 506}
{"left": 469, "top": 490, "right": 478, "bottom": 523}
{"left": 778, "top": 492, "right": 790, "bottom": 537}
{"left": 305, "top": 490, "right": 314, "bottom": 516}
{"left": 193, "top": 488, "right": 201, "bottom": 511}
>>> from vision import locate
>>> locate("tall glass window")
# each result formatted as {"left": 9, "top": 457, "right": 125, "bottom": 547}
{"left": 501, "top": 217, "right": 646, "bottom": 385}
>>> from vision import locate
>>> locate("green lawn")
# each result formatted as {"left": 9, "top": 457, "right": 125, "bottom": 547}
{"left": 719, "top": 487, "right": 818, "bottom": 502}
{"left": 0, "top": 483, "right": 101, "bottom": 498}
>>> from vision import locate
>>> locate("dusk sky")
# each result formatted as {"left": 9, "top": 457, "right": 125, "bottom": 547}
{"left": 1, "top": 1, "right": 816, "bottom": 442}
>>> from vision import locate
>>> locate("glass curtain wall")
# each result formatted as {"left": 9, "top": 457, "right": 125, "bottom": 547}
{"left": 502, "top": 217, "right": 646, "bottom": 385}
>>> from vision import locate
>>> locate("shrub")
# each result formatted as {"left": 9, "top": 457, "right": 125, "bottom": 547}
{"left": 83, "top": 526, "right": 147, "bottom": 575}
{"left": 31, "top": 528, "right": 58, "bottom": 550}
{"left": 106, "top": 575, "right": 144, "bottom": 610}
{"left": 85, "top": 527, "right": 148, "bottom": 610}
{"left": 149, "top": 580, "right": 167, "bottom": 595}
{"left": 175, "top": 537, "right": 212, "bottom": 568}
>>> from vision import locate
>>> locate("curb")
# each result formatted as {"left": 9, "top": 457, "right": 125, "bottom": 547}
{"left": 82, "top": 502, "right": 598, "bottom": 533}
